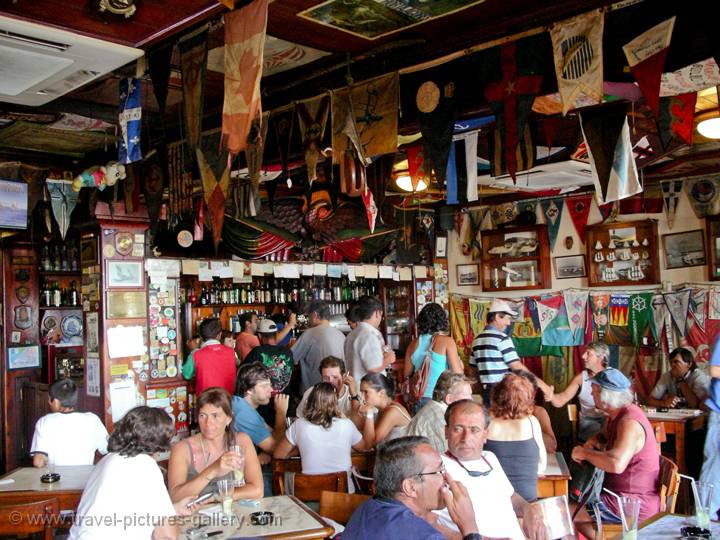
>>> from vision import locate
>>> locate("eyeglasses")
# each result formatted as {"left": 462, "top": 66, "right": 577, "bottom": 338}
{"left": 415, "top": 465, "right": 445, "bottom": 479}
{"left": 445, "top": 451, "right": 494, "bottom": 477}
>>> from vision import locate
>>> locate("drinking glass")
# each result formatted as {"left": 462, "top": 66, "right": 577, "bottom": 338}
{"left": 230, "top": 444, "right": 245, "bottom": 487}
{"left": 620, "top": 496, "right": 641, "bottom": 540}
{"left": 217, "top": 479, "right": 233, "bottom": 517}
{"left": 694, "top": 481, "right": 714, "bottom": 529}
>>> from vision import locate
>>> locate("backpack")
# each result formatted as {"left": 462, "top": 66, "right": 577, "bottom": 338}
{"left": 402, "top": 335, "right": 436, "bottom": 406}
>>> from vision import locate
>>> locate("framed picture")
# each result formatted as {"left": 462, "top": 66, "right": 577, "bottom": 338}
{"left": 7, "top": 345, "right": 40, "bottom": 370}
{"left": 107, "top": 260, "right": 144, "bottom": 288}
{"left": 0, "top": 179, "right": 28, "bottom": 229}
{"left": 456, "top": 263, "right": 479, "bottom": 286}
{"left": 504, "top": 261, "right": 539, "bottom": 287}
{"left": 554, "top": 255, "right": 587, "bottom": 279}
{"left": 435, "top": 236, "right": 448, "bottom": 258}
{"left": 80, "top": 236, "right": 98, "bottom": 266}
{"left": 106, "top": 291, "right": 147, "bottom": 319}
{"left": 663, "top": 229, "right": 706, "bottom": 269}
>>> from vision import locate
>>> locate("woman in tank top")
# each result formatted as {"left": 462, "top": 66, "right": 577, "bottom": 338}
{"left": 403, "top": 303, "right": 463, "bottom": 413}
{"left": 356, "top": 373, "right": 412, "bottom": 447}
{"left": 484, "top": 373, "right": 546, "bottom": 501}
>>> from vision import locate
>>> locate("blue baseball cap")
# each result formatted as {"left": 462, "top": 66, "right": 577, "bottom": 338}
{"left": 591, "top": 367, "right": 631, "bottom": 391}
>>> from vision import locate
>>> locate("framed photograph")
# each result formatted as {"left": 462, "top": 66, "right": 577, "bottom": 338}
{"left": 504, "top": 261, "right": 539, "bottom": 287}
{"left": 435, "top": 236, "right": 448, "bottom": 258}
{"left": 106, "top": 291, "right": 147, "bottom": 319}
{"left": 663, "top": 229, "right": 706, "bottom": 269}
{"left": 7, "top": 345, "right": 40, "bottom": 370}
{"left": 80, "top": 236, "right": 98, "bottom": 266}
{"left": 107, "top": 260, "right": 144, "bottom": 288}
{"left": 456, "top": 263, "right": 479, "bottom": 286}
{"left": 554, "top": 255, "right": 587, "bottom": 279}
{"left": 0, "top": 179, "right": 28, "bottom": 229}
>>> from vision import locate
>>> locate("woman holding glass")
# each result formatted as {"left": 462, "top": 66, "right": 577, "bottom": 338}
{"left": 355, "top": 373, "right": 412, "bottom": 448}
{"left": 168, "top": 387, "right": 263, "bottom": 502}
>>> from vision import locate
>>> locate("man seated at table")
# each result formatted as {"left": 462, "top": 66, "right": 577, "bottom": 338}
{"left": 434, "top": 399, "right": 546, "bottom": 540}
{"left": 406, "top": 371, "right": 473, "bottom": 453}
{"left": 571, "top": 368, "right": 660, "bottom": 538}
{"left": 645, "top": 347, "right": 709, "bottom": 409}
{"left": 342, "top": 436, "right": 481, "bottom": 540}
{"left": 30, "top": 378, "right": 109, "bottom": 468}
{"left": 295, "top": 356, "right": 360, "bottom": 420}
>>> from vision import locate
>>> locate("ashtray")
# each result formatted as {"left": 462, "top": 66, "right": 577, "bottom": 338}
{"left": 250, "top": 511, "right": 274, "bottom": 526}
{"left": 681, "top": 526, "right": 711, "bottom": 539}
{"left": 40, "top": 472, "right": 61, "bottom": 483}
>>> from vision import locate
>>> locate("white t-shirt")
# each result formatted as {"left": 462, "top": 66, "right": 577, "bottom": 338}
{"left": 435, "top": 451, "right": 525, "bottom": 540}
{"left": 286, "top": 417, "right": 362, "bottom": 475}
{"left": 344, "top": 322, "right": 384, "bottom": 383}
{"left": 69, "top": 453, "right": 176, "bottom": 540}
{"left": 30, "top": 412, "right": 109, "bottom": 466}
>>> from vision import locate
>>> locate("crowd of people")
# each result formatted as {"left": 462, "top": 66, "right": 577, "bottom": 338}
{"left": 27, "top": 294, "right": 719, "bottom": 539}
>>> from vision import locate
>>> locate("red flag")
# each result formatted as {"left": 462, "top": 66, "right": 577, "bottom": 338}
{"left": 361, "top": 187, "right": 378, "bottom": 233}
{"left": 406, "top": 143, "right": 428, "bottom": 190}
{"left": 567, "top": 194, "right": 593, "bottom": 242}
{"left": 658, "top": 92, "right": 697, "bottom": 147}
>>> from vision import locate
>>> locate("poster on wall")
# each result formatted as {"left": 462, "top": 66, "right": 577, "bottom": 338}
{"left": 86, "top": 355, "right": 101, "bottom": 396}
{"left": 0, "top": 179, "right": 28, "bottom": 229}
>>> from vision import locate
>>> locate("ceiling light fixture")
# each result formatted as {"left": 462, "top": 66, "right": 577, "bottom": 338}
{"left": 395, "top": 174, "right": 428, "bottom": 192}
{"left": 697, "top": 85, "right": 720, "bottom": 139}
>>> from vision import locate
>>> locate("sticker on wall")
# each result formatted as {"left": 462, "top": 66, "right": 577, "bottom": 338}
{"left": 166, "top": 365, "right": 178, "bottom": 377}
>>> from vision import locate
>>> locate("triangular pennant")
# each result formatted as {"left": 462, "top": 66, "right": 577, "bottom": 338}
{"left": 297, "top": 95, "right": 330, "bottom": 186}
{"left": 197, "top": 148, "right": 231, "bottom": 252}
{"left": 663, "top": 289, "right": 691, "bottom": 338}
{"left": 179, "top": 27, "right": 208, "bottom": 150}
{"left": 598, "top": 200, "right": 618, "bottom": 222}
{"left": 417, "top": 70, "right": 456, "bottom": 187}
{"left": 590, "top": 292, "right": 610, "bottom": 341}
{"left": 563, "top": 289, "right": 589, "bottom": 337}
{"left": 406, "top": 143, "right": 428, "bottom": 189}
{"left": 538, "top": 294, "right": 576, "bottom": 346}
{"left": 609, "top": 294, "right": 630, "bottom": 326}
{"left": 661, "top": 179, "right": 683, "bottom": 229}
{"left": 270, "top": 105, "right": 296, "bottom": 180}
{"left": 491, "top": 202, "right": 519, "bottom": 227}
{"left": 549, "top": 9, "right": 604, "bottom": 115}
{"left": 540, "top": 198, "right": 564, "bottom": 252}
{"left": 536, "top": 297, "right": 560, "bottom": 334}
{"left": 650, "top": 294, "right": 667, "bottom": 343}
{"left": 623, "top": 17, "right": 676, "bottom": 117}
{"left": 709, "top": 289, "right": 720, "bottom": 320}
{"left": 361, "top": 186, "right": 378, "bottom": 233}
{"left": 489, "top": 123, "right": 536, "bottom": 180}
{"left": 628, "top": 292, "right": 653, "bottom": 346}
{"left": 46, "top": 179, "right": 78, "bottom": 239}
{"left": 147, "top": 41, "right": 174, "bottom": 119}
{"left": 464, "top": 132, "right": 479, "bottom": 202}
{"left": 689, "top": 288, "right": 707, "bottom": 332}
{"left": 118, "top": 77, "right": 142, "bottom": 165}
{"left": 445, "top": 141, "right": 458, "bottom": 204}
{"left": 567, "top": 194, "right": 593, "bottom": 242}
{"left": 245, "top": 111, "right": 270, "bottom": 193}
{"left": 658, "top": 92, "right": 697, "bottom": 148}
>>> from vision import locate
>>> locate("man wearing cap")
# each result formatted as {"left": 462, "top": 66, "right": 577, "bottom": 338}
{"left": 471, "top": 299, "right": 546, "bottom": 404}
{"left": 245, "top": 318, "right": 295, "bottom": 398}
{"left": 570, "top": 368, "right": 660, "bottom": 537}
{"left": 291, "top": 300, "right": 346, "bottom": 394}
{"left": 183, "top": 318, "right": 236, "bottom": 396}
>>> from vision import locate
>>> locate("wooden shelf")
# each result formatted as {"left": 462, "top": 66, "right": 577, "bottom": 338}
{"left": 39, "top": 305, "right": 82, "bottom": 310}
{"left": 38, "top": 271, "right": 81, "bottom": 276}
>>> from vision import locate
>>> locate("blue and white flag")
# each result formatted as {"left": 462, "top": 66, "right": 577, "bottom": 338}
{"left": 119, "top": 77, "right": 142, "bottom": 164}
{"left": 540, "top": 197, "right": 564, "bottom": 252}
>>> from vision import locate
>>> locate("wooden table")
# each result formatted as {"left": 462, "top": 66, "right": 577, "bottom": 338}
{"left": 609, "top": 512, "right": 720, "bottom": 539}
{"left": 0, "top": 465, "right": 93, "bottom": 512}
{"left": 184, "top": 495, "right": 334, "bottom": 539}
{"left": 538, "top": 452, "right": 571, "bottom": 498}
{"left": 646, "top": 409, "right": 707, "bottom": 473}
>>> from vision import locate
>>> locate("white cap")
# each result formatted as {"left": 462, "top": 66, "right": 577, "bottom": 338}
{"left": 488, "top": 298, "right": 518, "bottom": 317}
{"left": 257, "top": 319, "right": 278, "bottom": 334}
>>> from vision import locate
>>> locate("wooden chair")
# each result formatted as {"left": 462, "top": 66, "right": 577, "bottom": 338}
{"left": 654, "top": 423, "right": 667, "bottom": 454}
{"left": 0, "top": 498, "right": 59, "bottom": 540}
{"left": 273, "top": 471, "right": 349, "bottom": 502}
{"left": 319, "top": 491, "right": 369, "bottom": 525}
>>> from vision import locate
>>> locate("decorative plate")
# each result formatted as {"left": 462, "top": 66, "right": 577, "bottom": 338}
{"left": 177, "top": 230, "right": 193, "bottom": 248}
{"left": 43, "top": 315, "right": 59, "bottom": 331}
{"left": 61, "top": 315, "right": 83, "bottom": 338}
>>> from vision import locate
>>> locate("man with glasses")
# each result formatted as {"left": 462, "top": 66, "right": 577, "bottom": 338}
{"left": 435, "top": 400, "right": 546, "bottom": 540}
{"left": 343, "top": 436, "right": 481, "bottom": 540}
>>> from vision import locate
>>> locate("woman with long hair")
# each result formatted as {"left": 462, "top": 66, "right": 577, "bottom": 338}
{"left": 484, "top": 373, "right": 547, "bottom": 502}
{"left": 168, "top": 387, "right": 263, "bottom": 502}
{"left": 403, "top": 303, "right": 463, "bottom": 412}
{"left": 69, "top": 406, "right": 194, "bottom": 539}
{"left": 274, "top": 383, "right": 367, "bottom": 484}
{"left": 356, "top": 373, "right": 412, "bottom": 448}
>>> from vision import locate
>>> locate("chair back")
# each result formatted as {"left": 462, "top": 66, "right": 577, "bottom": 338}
{"left": 274, "top": 471, "right": 349, "bottom": 502}
{"left": 0, "top": 497, "right": 59, "bottom": 540}
{"left": 531, "top": 495, "right": 574, "bottom": 539}
{"left": 350, "top": 466, "right": 375, "bottom": 495}
{"left": 319, "top": 491, "right": 369, "bottom": 524}
{"left": 658, "top": 455, "right": 679, "bottom": 513}
{"left": 654, "top": 423, "right": 667, "bottom": 453}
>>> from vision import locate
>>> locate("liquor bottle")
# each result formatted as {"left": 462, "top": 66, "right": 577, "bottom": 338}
{"left": 240, "top": 284, "right": 248, "bottom": 304}
{"left": 200, "top": 287, "right": 209, "bottom": 305}
{"left": 69, "top": 244, "right": 78, "bottom": 271}
{"left": 52, "top": 281, "right": 62, "bottom": 307}
{"left": 248, "top": 285, "right": 255, "bottom": 304}
{"left": 60, "top": 245, "right": 69, "bottom": 272}
{"left": 41, "top": 279, "right": 51, "bottom": 307}
{"left": 41, "top": 246, "right": 51, "bottom": 272}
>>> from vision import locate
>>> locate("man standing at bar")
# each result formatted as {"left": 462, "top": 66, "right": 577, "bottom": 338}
{"left": 344, "top": 295, "right": 395, "bottom": 383}
{"left": 182, "top": 318, "right": 236, "bottom": 395}
{"left": 236, "top": 312, "right": 260, "bottom": 362}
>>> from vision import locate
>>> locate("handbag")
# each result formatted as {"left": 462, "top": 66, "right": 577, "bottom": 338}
{"left": 402, "top": 335, "right": 436, "bottom": 405}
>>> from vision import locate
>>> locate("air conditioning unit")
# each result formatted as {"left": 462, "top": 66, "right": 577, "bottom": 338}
{"left": 478, "top": 160, "right": 594, "bottom": 192}
{"left": 0, "top": 15, "right": 143, "bottom": 106}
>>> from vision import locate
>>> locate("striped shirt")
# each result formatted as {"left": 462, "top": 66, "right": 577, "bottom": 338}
{"left": 470, "top": 326, "right": 520, "bottom": 384}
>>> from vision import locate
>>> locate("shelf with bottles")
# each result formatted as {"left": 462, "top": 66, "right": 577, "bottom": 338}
{"left": 480, "top": 224, "right": 551, "bottom": 291}
{"left": 39, "top": 241, "right": 80, "bottom": 273}
{"left": 39, "top": 277, "right": 81, "bottom": 309}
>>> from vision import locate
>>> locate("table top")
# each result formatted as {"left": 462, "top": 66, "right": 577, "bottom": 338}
{"left": 0, "top": 465, "right": 94, "bottom": 493}
{"left": 645, "top": 409, "right": 706, "bottom": 423}
{"left": 610, "top": 513, "right": 720, "bottom": 539}
{"left": 187, "top": 495, "right": 333, "bottom": 540}
{"left": 540, "top": 452, "right": 570, "bottom": 479}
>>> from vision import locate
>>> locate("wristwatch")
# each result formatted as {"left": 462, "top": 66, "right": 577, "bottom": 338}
{"left": 462, "top": 534, "right": 482, "bottom": 540}
{"left": 350, "top": 394, "right": 360, "bottom": 401}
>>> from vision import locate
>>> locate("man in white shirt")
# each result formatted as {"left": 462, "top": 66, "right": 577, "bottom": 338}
{"left": 344, "top": 296, "right": 395, "bottom": 382}
{"left": 295, "top": 356, "right": 361, "bottom": 419}
{"left": 435, "top": 400, "right": 546, "bottom": 540}
{"left": 31, "top": 379, "right": 108, "bottom": 468}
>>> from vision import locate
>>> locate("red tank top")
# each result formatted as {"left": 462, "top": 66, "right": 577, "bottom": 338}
{"left": 601, "top": 404, "right": 660, "bottom": 522}
{"left": 194, "top": 344, "right": 236, "bottom": 396}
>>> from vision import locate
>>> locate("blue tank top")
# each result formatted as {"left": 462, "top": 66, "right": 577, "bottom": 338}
{"left": 411, "top": 334, "right": 449, "bottom": 399}
{"left": 483, "top": 417, "right": 539, "bottom": 501}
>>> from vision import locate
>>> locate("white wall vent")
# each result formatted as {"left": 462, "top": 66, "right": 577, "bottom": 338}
{"left": 0, "top": 15, "right": 143, "bottom": 106}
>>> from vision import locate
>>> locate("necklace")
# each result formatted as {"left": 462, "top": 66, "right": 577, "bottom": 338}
{"left": 199, "top": 437, "right": 223, "bottom": 468}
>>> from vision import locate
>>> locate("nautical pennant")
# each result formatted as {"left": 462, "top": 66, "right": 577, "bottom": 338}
{"left": 563, "top": 289, "right": 589, "bottom": 339}
{"left": 463, "top": 132, "right": 479, "bottom": 201}
{"left": 118, "top": 77, "right": 142, "bottom": 165}
{"left": 609, "top": 294, "right": 630, "bottom": 326}
{"left": 46, "top": 179, "right": 78, "bottom": 240}
{"left": 549, "top": 9, "right": 604, "bottom": 115}
{"left": 179, "top": 27, "right": 208, "bottom": 150}
{"left": 661, "top": 179, "right": 683, "bottom": 229}
{"left": 690, "top": 288, "right": 707, "bottom": 332}
{"left": 663, "top": 289, "right": 691, "bottom": 338}
{"left": 417, "top": 70, "right": 456, "bottom": 188}
{"left": 658, "top": 92, "right": 697, "bottom": 148}
{"left": 590, "top": 292, "right": 610, "bottom": 341}
{"left": 628, "top": 292, "right": 653, "bottom": 346}
{"left": 197, "top": 149, "right": 231, "bottom": 251}
{"left": 567, "top": 194, "right": 593, "bottom": 242}
{"left": 540, "top": 198, "right": 564, "bottom": 252}
{"left": 406, "top": 143, "right": 428, "bottom": 191}
{"left": 512, "top": 298, "right": 542, "bottom": 357}
{"left": 446, "top": 142, "right": 459, "bottom": 204}
{"left": 684, "top": 175, "right": 720, "bottom": 218}
{"left": 296, "top": 95, "right": 331, "bottom": 186}
{"left": 709, "top": 289, "right": 720, "bottom": 320}
{"left": 361, "top": 186, "right": 378, "bottom": 233}
{"left": 650, "top": 294, "right": 667, "bottom": 343}
{"left": 537, "top": 294, "right": 576, "bottom": 346}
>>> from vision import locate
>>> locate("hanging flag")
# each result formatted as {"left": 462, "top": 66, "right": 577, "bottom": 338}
{"left": 450, "top": 296, "right": 472, "bottom": 362}
{"left": 690, "top": 288, "right": 707, "bottom": 332}
{"left": 628, "top": 292, "right": 653, "bottom": 346}
{"left": 661, "top": 179, "right": 683, "bottom": 229}
{"left": 246, "top": 112, "right": 270, "bottom": 193}
{"left": 491, "top": 202, "right": 519, "bottom": 227}
{"left": 118, "top": 78, "right": 142, "bottom": 164}
{"left": 661, "top": 58, "right": 720, "bottom": 96}
{"left": 297, "top": 95, "right": 330, "bottom": 185}
{"left": 468, "top": 298, "right": 490, "bottom": 341}
{"left": 598, "top": 200, "right": 618, "bottom": 222}
{"left": 567, "top": 194, "right": 593, "bottom": 242}
{"left": 361, "top": 186, "right": 378, "bottom": 233}
{"left": 148, "top": 41, "right": 174, "bottom": 120}
{"left": 709, "top": 289, "right": 720, "bottom": 320}
{"left": 483, "top": 37, "right": 544, "bottom": 182}
{"left": 446, "top": 142, "right": 459, "bottom": 204}
{"left": 563, "top": 289, "right": 589, "bottom": 340}
{"left": 549, "top": 9, "right": 604, "bottom": 115}
{"left": 179, "top": 27, "right": 209, "bottom": 150}
{"left": 619, "top": 183, "right": 663, "bottom": 215}
{"left": 609, "top": 294, "right": 630, "bottom": 326}
{"left": 221, "top": 0, "right": 269, "bottom": 156}
{"left": 416, "top": 69, "right": 456, "bottom": 188}
{"left": 463, "top": 132, "right": 479, "bottom": 201}
{"left": 537, "top": 294, "right": 576, "bottom": 346}
{"left": 197, "top": 148, "right": 231, "bottom": 251}
{"left": 650, "top": 294, "right": 667, "bottom": 343}
{"left": 406, "top": 143, "right": 428, "bottom": 189}
{"left": 580, "top": 102, "right": 641, "bottom": 204}
{"left": 489, "top": 124, "right": 535, "bottom": 179}
{"left": 270, "top": 105, "right": 296, "bottom": 179}
{"left": 623, "top": 17, "right": 676, "bottom": 117}
{"left": 658, "top": 92, "right": 697, "bottom": 148}
{"left": 663, "top": 289, "right": 691, "bottom": 338}
{"left": 590, "top": 292, "right": 610, "bottom": 341}
{"left": 540, "top": 198, "right": 564, "bottom": 252}
{"left": 685, "top": 175, "right": 720, "bottom": 218}
{"left": 511, "top": 300, "right": 543, "bottom": 357}
{"left": 632, "top": 135, "right": 655, "bottom": 164}
{"left": 46, "top": 179, "right": 78, "bottom": 239}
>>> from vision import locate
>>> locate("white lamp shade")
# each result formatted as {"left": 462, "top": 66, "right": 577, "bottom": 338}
{"left": 395, "top": 174, "right": 428, "bottom": 192}
{"left": 697, "top": 115, "right": 720, "bottom": 139}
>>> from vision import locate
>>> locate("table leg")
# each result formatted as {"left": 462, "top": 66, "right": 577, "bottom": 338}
{"left": 675, "top": 424, "right": 686, "bottom": 474}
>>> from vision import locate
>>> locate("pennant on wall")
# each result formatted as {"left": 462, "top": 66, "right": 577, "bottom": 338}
{"left": 221, "top": 0, "right": 269, "bottom": 156}
{"left": 709, "top": 289, "right": 720, "bottom": 320}
{"left": 563, "top": 289, "right": 589, "bottom": 338}
{"left": 540, "top": 198, "right": 564, "bottom": 252}
{"left": 658, "top": 92, "right": 697, "bottom": 148}
{"left": 623, "top": 17, "right": 676, "bottom": 116}
{"left": 567, "top": 194, "right": 593, "bottom": 242}
{"left": 650, "top": 294, "right": 667, "bottom": 344}
{"left": 609, "top": 294, "right": 630, "bottom": 326}
{"left": 491, "top": 202, "right": 519, "bottom": 226}
{"left": 663, "top": 289, "right": 691, "bottom": 338}
{"left": 537, "top": 294, "right": 577, "bottom": 346}
{"left": 690, "top": 288, "right": 707, "bottom": 332}
{"left": 118, "top": 78, "right": 142, "bottom": 164}
{"left": 297, "top": 95, "right": 330, "bottom": 185}
{"left": 46, "top": 179, "right": 78, "bottom": 239}
{"left": 549, "top": 9, "right": 604, "bottom": 115}
{"left": 450, "top": 296, "right": 472, "bottom": 362}
{"left": 406, "top": 143, "right": 428, "bottom": 190}
{"left": 628, "top": 292, "right": 653, "bottom": 346}
{"left": 179, "top": 27, "right": 209, "bottom": 150}
{"left": 512, "top": 299, "right": 542, "bottom": 357}
{"left": 463, "top": 132, "right": 479, "bottom": 201}
{"left": 661, "top": 179, "right": 683, "bottom": 229}
{"left": 417, "top": 69, "right": 456, "bottom": 187}
{"left": 197, "top": 149, "right": 231, "bottom": 252}
{"left": 590, "top": 292, "right": 610, "bottom": 341}
{"left": 684, "top": 175, "right": 720, "bottom": 218}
